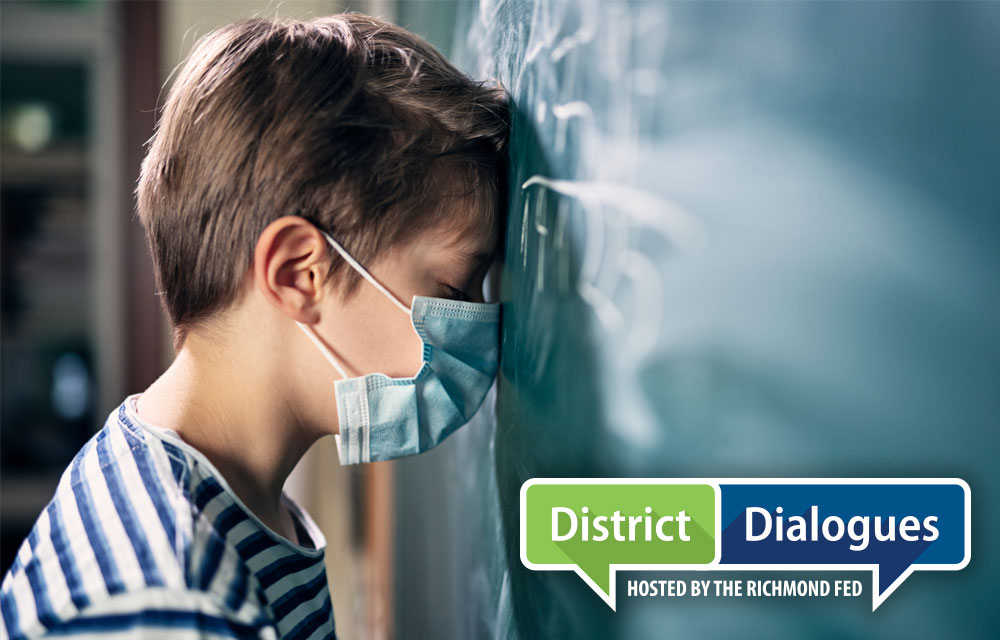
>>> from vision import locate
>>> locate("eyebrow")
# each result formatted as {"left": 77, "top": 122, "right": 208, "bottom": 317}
{"left": 451, "top": 246, "right": 497, "bottom": 268}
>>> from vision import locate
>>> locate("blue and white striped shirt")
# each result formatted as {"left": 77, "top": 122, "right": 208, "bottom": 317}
{"left": 1, "top": 394, "right": 337, "bottom": 639}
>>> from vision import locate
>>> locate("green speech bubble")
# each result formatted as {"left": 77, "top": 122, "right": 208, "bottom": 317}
{"left": 520, "top": 479, "right": 719, "bottom": 609}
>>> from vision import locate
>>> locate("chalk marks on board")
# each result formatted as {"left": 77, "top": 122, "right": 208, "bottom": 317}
{"left": 550, "top": 101, "right": 593, "bottom": 155}
{"left": 517, "top": 174, "right": 707, "bottom": 448}
{"left": 481, "top": 0, "right": 713, "bottom": 448}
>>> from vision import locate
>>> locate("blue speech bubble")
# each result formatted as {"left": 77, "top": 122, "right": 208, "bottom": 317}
{"left": 718, "top": 480, "right": 969, "bottom": 609}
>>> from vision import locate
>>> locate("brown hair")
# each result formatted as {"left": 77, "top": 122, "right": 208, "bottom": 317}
{"left": 136, "top": 11, "right": 509, "bottom": 346}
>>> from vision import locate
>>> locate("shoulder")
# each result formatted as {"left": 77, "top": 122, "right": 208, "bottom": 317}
{"left": 2, "top": 584, "right": 276, "bottom": 639}
{"left": 0, "top": 404, "right": 268, "bottom": 639}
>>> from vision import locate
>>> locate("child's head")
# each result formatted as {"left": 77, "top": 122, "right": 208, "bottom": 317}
{"left": 136, "top": 12, "right": 509, "bottom": 355}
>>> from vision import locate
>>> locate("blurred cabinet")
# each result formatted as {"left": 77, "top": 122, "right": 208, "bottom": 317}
{"left": 0, "top": 0, "right": 127, "bottom": 574}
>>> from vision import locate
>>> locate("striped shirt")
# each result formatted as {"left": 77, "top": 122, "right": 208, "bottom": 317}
{"left": 1, "top": 394, "right": 337, "bottom": 640}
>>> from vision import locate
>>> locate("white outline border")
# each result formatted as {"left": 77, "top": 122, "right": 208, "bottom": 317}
{"left": 518, "top": 478, "right": 971, "bottom": 612}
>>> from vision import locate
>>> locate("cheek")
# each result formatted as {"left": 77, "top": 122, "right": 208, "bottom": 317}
{"left": 322, "top": 285, "right": 424, "bottom": 378}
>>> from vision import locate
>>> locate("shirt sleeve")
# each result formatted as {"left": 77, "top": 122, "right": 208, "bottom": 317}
{"left": 27, "top": 588, "right": 277, "bottom": 640}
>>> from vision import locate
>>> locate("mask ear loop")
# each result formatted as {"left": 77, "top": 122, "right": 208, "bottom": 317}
{"left": 296, "top": 322, "right": 349, "bottom": 380}
{"left": 319, "top": 230, "right": 411, "bottom": 315}
{"left": 294, "top": 228, "right": 411, "bottom": 380}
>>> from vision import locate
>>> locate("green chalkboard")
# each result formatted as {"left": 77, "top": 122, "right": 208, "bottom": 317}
{"left": 394, "top": 2, "right": 1000, "bottom": 638}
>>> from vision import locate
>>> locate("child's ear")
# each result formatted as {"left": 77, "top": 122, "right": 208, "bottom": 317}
{"left": 253, "top": 216, "right": 331, "bottom": 323}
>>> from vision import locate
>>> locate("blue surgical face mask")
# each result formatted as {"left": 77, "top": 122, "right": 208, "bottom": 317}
{"left": 296, "top": 231, "right": 500, "bottom": 465}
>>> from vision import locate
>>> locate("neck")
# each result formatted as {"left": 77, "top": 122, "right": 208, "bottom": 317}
{"left": 135, "top": 334, "right": 317, "bottom": 540}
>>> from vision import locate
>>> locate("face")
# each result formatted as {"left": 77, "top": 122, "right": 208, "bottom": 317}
{"left": 309, "top": 208, "right": 499, "bottom": 382}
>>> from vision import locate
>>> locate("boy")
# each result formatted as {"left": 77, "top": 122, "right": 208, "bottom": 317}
{"left": 1, "top": 11, "right": 508, "bottom": 639}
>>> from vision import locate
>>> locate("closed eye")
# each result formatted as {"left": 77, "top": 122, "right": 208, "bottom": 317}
{"left": 442, "top": 283, "right": 471, "bottom": 302}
